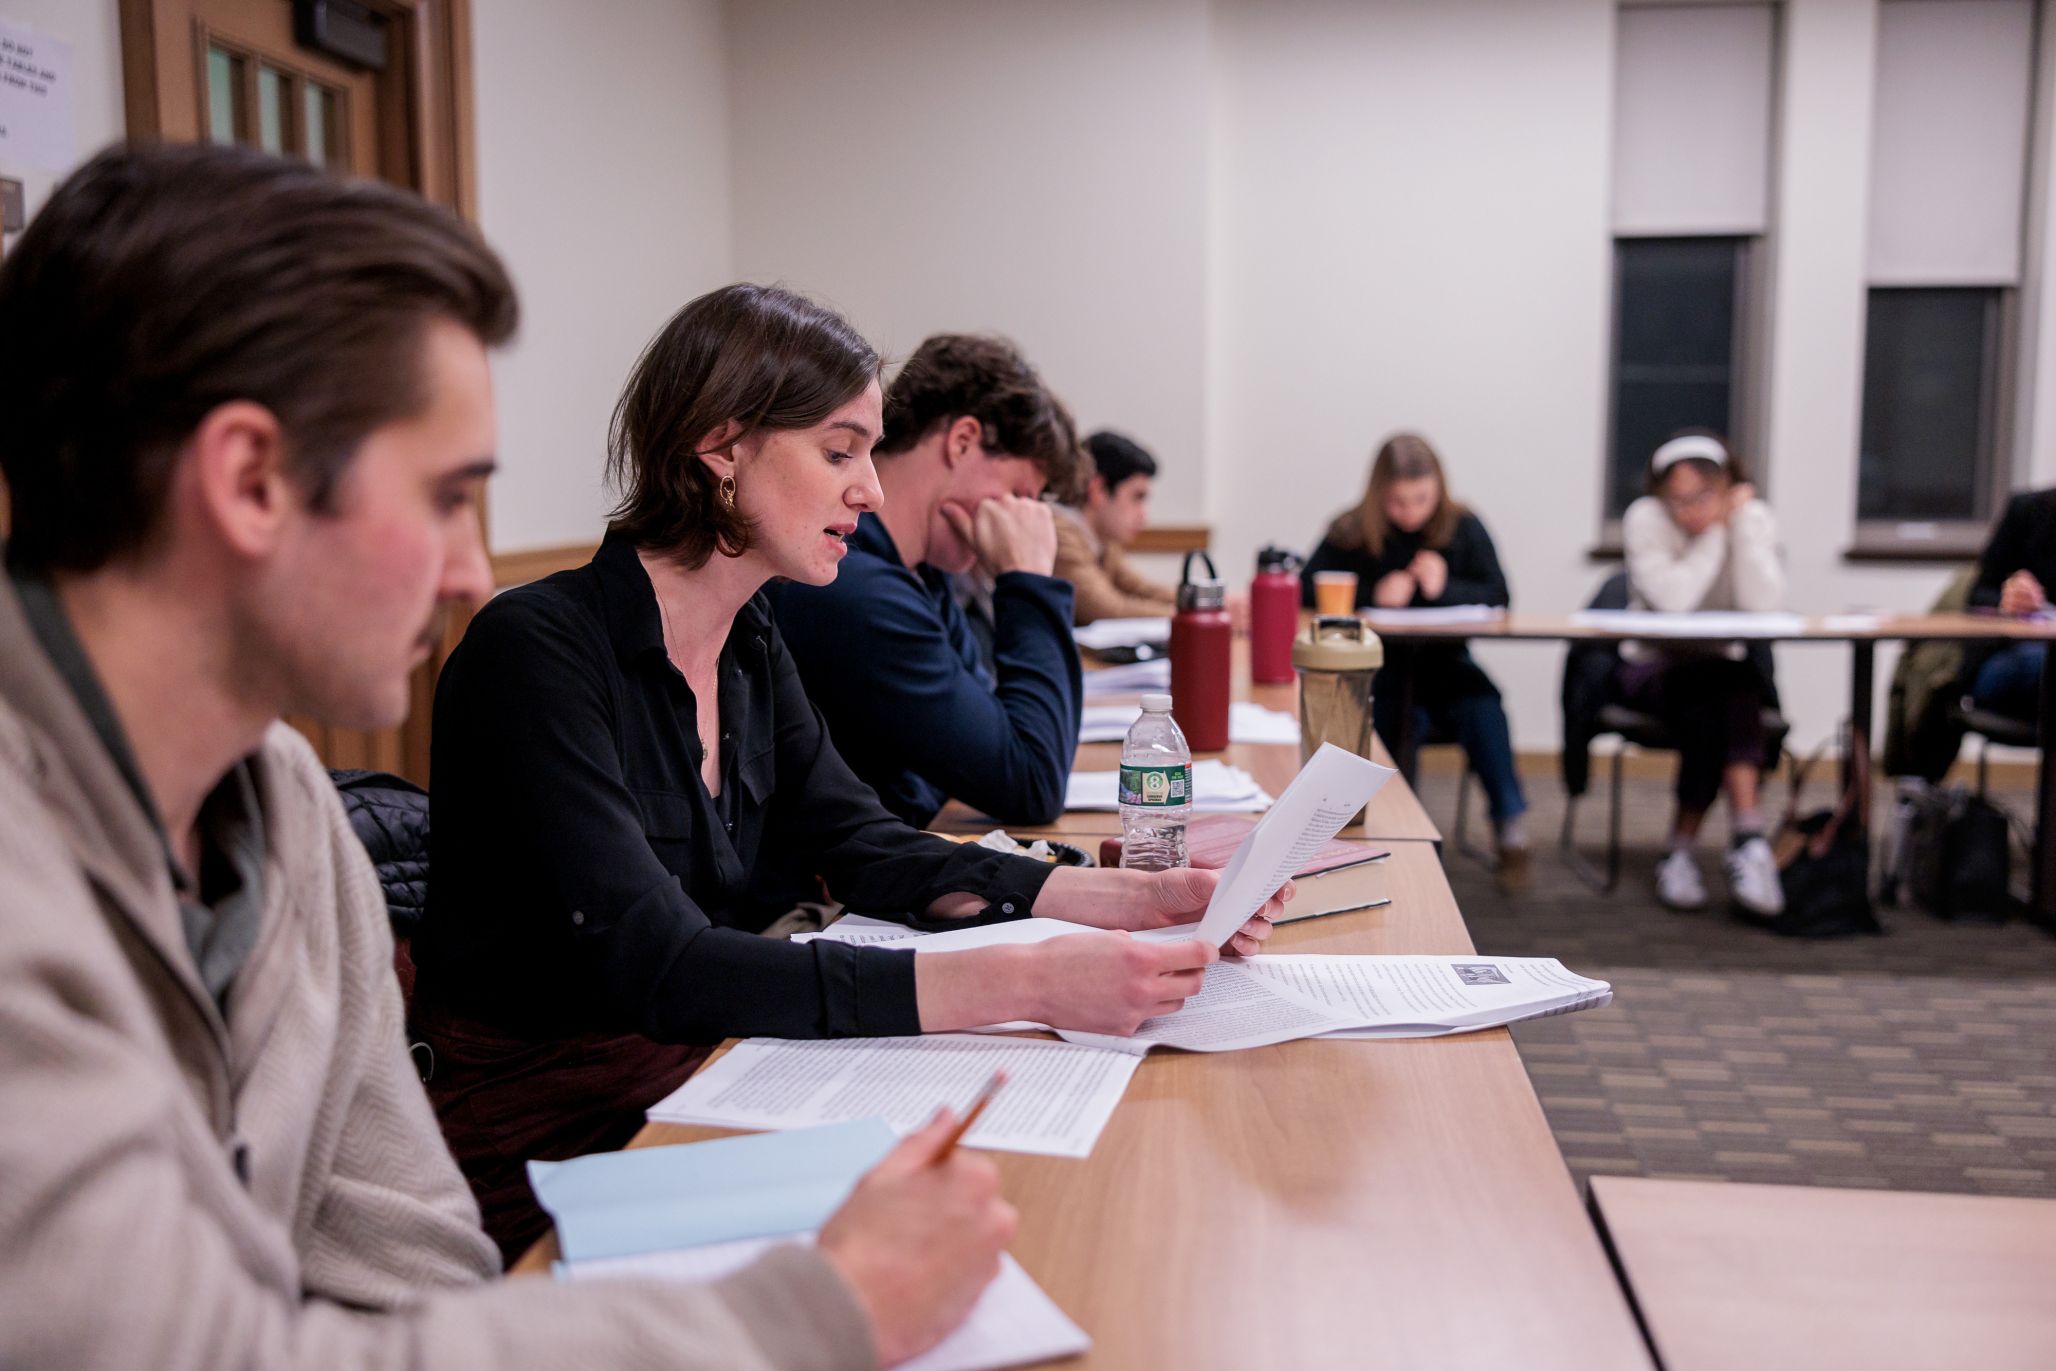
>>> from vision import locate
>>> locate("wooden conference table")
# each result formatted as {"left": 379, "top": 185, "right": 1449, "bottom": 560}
{"left": 1588, "top": 1176, "right": 2056, "bottom": 1370}
{"left": 516, "top": 839, "right": 1651, "bottom": 1369}
{"left": 515, "top": 662, "right": 1652, "bottom": 1366}
{"left": 1372, "top": 611, "right": 2056, "bottom": 916}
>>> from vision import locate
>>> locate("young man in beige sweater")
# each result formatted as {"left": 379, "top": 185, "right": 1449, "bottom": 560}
{"left": 0, "top": 142, "right": 1010, "bottom": 1371}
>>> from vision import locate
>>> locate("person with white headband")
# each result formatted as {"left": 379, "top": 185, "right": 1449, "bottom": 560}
{"left": 1617, "top": 429, "right": 1788, "bottom": 916}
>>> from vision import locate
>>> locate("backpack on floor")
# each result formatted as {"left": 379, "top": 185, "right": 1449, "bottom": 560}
{"left": 1763, "top": 729, "right": 1883, "bottom": 938}
{"left": 1898, "top": 781, "right": 2016, "bottom": 924}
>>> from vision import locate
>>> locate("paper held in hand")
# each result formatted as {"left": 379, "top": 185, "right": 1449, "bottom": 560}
{"left": 1179, "top": 742, "right": 1394, "bottom": 948}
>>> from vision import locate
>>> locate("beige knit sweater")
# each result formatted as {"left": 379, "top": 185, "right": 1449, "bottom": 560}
{"left": 0, "top": 578, "right": 875, "bottom": 1371}
{"left": 1620, "top": 495, "right": 1787, "bottom": 660}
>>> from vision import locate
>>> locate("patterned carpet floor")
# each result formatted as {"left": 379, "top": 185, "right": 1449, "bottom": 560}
{"left": 1412, "top": 768, "right": 2056, "bottom": 1198}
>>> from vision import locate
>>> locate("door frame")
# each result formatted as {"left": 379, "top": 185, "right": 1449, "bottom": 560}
{"left": 118, "top": 0, "right": 478, "bottom": 220}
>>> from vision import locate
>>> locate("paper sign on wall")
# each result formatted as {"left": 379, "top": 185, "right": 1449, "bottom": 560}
{"left": 0, "top": 17, "right": 74, "bottom": 173}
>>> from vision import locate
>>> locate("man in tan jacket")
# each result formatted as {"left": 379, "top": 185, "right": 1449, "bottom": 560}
{"left": 1054, "top": 431, "right": 1181, "bottom": 625}
{"left": 1056, "top": 430, "right": 1245, "bottom": 628}
{"left": 0, "top": 142, "right": 1010, "bottom": 1371}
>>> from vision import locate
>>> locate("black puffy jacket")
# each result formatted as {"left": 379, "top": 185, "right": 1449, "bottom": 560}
{"left": 329, "top": 769, "right": 429, "bottom": 939}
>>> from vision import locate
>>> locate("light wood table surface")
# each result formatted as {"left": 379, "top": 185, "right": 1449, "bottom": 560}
{"left": 1588, "top": 1176, "right": 2056, "bottom": 1371}
{"left": 514, "top": 841, "right": 1651, "bottom": 1370}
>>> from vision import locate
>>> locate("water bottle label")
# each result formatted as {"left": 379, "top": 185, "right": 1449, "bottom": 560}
{"left": 1119, "top": 763, "right": 1192, "bottom": 807}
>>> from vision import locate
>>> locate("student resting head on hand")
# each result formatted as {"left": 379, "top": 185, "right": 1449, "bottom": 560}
{"left": 414, "top": 284, "right": 1288, "bottom": 1256}
{"left": 1617, "top": 430, "right": 1789, "bottom": 918}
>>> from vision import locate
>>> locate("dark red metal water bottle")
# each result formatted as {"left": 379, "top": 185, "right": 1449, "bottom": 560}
{"left": 1170, "top": 550, "right": 1232, "bottom": 752}
{"left": 1249, "top": 545, "right": 1300, "bottom": 685}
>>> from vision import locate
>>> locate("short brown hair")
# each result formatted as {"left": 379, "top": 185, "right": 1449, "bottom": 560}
{"left": 876, "top": 334, "right": 1086, "bottom": 503}
{"left": 607, "top": 284, "right": 881, "bottom": 568}
{"left": 1331, "top": 432, "right": 1468, "bottom": 558}
{"left": 0, "top": 141, "right": 518, "bottom": 574}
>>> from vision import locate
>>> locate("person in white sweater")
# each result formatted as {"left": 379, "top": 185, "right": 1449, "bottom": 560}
{"left": 1617, "top": 432, "right": 1788, "bottom": 917}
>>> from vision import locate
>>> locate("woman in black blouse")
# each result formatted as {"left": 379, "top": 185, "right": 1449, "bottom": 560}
{"left": 1301, "top": 432, "right": 1531, "bottom": 890}
{"left": 414, "top": 284, "right": 1280, "bottom": 1255}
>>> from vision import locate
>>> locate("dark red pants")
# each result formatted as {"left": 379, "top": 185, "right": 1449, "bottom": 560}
{"left": 413, "top": 999, "right": 709, "bottom": 1266}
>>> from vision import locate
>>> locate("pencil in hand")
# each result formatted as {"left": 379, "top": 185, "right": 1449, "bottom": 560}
{"left": 932, "top": 1070, "right": 1007, "bottom": 1164}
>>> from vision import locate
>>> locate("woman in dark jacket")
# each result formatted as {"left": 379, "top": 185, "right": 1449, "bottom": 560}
{"left": 414, "top": 284, "right": 1280, "bottom": 1258}
{"left": 1302, "top": 432, "right": 1529, "bottom": 889}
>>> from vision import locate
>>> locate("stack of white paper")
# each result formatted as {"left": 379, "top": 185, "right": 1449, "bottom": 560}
{"left": 1085, "top": 657, "right": 1167, "bottom": 698}
{"left": 1228, "top": 701, "right": 1300, "bottom": 745}
{"left": 647, "top": 1034, "right": 1142, "bottom": 1159}
{"left": 1079, "top": 659, "right": 1170, "bottom": 697}
{"left": 569, "top": 1244, "right": 1090, "bottom": 1371}
{"left": 791, "top": 914, "right": 926, "bottom": 947}
{"left": 1569, "top": 609, "right": 1806, "bottom": 637}
{"left": 1077, "top": 701, "right": 1300, "bottom": 746}
{"left": 1064, "top": 759, "right": 1273, "bottom": 813}
{"left": 1072, "top": 616, "right": 1169, "bottom": 652}
{"left": 1248, "top": 955, "right": 1613, "bottom": 1039}
{"left": 1358, "top": 604, "right": 1506, "bottom": 628}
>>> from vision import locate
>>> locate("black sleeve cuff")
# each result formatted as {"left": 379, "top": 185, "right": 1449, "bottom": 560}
{"left": 841, "top": 945, "right": 923, "bottom": 1036}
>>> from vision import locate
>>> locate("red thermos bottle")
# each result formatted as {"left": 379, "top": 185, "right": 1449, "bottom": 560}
{"left": 1249, "top": 545, "right": 1301, "bottom": 684}
{"left": 1170, "top": 550, "right": 1232, "bottom": 752}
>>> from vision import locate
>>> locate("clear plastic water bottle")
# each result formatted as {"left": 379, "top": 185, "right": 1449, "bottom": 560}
{"left": 1120, "top": 693, "right": 1192, "bottom": 871}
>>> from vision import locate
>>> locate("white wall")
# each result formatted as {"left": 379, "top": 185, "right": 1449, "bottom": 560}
{"left": 1208, "top": 0, "right": 1618, "bottom": 754}
{"left": 720, "top": 0, "right": 2056, "bottom": 756}
{"left": 0, "top": 1, "right": 125, "bottom": 219}
{"left": 723, "top": 0, "right": 1213, "bottom": 521}
{"left": 473, "top": 0, "right": 734, "bottom": 551}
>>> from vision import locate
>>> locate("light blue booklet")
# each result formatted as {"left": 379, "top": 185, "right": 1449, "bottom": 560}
{"left": 527, "top": 1117, "right": 898, "bottom": 1265}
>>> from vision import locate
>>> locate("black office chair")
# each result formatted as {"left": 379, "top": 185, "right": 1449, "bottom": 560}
{"left": 1558, "top": 572, "right": 1791, "bottom": 891}
{"left": 1952, "top": 699, "right": 2038, "bottom": 799}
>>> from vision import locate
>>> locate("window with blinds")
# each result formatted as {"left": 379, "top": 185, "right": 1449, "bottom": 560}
{"left": 1856, "top": 0, "right": 2037, "bottom": 554}
{"left": 1603, "top": 2, "right": 1777, "bottom": 526}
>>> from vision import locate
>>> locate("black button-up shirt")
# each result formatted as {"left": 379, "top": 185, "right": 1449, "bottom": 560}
{"left": 414, "top": 529, "right": 1054, "bottom": 1043}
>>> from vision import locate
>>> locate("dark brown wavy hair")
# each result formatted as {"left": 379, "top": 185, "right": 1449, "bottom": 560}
{"left": 606, "top": 283, "right": 881, "bottom": 568}
{"left": 875, "top": 333, "right": 1087, "bottom": 504}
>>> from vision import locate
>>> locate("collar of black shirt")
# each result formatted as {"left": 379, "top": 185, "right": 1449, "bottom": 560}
{"left": 590, "top": 527, "right": 779, "bottom": 671}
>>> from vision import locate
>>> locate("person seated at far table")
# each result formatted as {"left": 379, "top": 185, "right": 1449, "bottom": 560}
{"left": 1618, "top": 430, "right": 1786, "bottom": 918}
{"left": 1962, "top": 486, "right": 2056, "bottom": 720}
{"left": 771, "top": 333, "right": 1085, "bottom": 827}
{"left": 1300, "top": 432, "right": 1532, "bottom": 891}
{"left": 0, "top": 142, "right": 1019, "bottom": 1371}
{"left": 1052, "top": 431, "right": 1171, "bottom": 622}
{"left": 417, "top": 288, "right": 1282, "bottom": 1257}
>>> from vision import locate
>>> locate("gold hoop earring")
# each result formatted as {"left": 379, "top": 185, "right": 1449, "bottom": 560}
{"left": 719, "top": 474, "right": 737, "bottom": 510}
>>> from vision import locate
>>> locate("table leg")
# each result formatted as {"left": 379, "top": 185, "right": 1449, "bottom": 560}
{"left": 1844, "top": 642, "right": 1879, "bottom": 911}
{"left": 2035, "top": 641, "right": 2056, "bottom": 923}
{"left": 1389, "top": 643, "right": 1419, "bottom": 783}
{"left": 1845, "top": 640, "right": 1875, "bottom": 797}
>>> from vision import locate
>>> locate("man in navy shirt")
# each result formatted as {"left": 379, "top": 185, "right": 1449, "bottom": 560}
{"left": 771, "top": 334, "right": 1084, "bottom": 827}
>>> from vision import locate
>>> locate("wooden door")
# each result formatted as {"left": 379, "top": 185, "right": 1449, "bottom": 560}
{"left": 120, "top": 0, "right": 478, "bottom": 783}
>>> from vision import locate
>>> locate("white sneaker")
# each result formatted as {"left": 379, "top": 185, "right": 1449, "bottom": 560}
{"left": 1725, "top": 835, "right": 1786, "bottom": 917}
{"left": 1655, "top": 849, "right": 1708, "bottom": 910}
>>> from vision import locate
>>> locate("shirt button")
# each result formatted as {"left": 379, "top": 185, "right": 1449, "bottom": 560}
{"left": 1001, "top": 902, "right": 1016, "bottom": 915}
{"left": 570, "top": 910, "right": 585, "bottom": 927}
